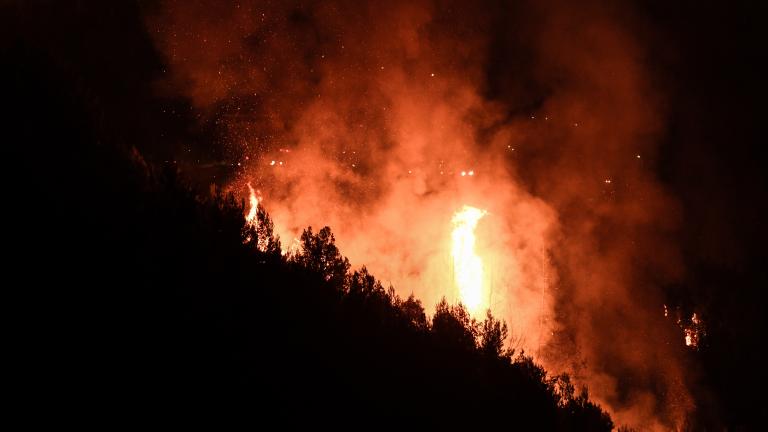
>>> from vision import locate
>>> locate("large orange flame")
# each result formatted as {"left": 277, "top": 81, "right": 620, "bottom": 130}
{"left": 451, "top": 205, "right": 487, "bottom": 314}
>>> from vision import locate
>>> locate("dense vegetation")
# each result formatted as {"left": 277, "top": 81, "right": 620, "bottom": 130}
{"left": 5, "top": 49, "right": 610, "bottom": 429}
{"left": 70, "top": 150, "right": 614, "bottom": 428}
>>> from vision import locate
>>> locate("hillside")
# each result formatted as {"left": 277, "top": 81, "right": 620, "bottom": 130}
{"left": 6, "top": 48, "right": 611, "bottom": 429}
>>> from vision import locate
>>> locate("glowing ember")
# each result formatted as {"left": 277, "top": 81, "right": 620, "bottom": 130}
{"left": 451, "top": 206, "right": 487, "bottom": 313}
{"left": 684, "top": 329, "right": 694, "bottom": 347}
{"left": 684, "top": 312, "right": 704, "bottom": 348}
{"left": 672, "top": 308, "right": 705, "bottom": 349}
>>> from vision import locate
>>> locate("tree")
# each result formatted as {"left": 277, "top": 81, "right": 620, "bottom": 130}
{"left": 479, "top": 309, "right": 509, "bottom": 359}
{"left": 348, "top": 266, "right": 382, "bottom": 297}
{"left": 293, "top": 226, "right": 350, "bottom": 289}
{"left": 399, "top": 294, "right": 428, "bottom": 331}
{"left": 431, "top": 298, "right": 478, "bottom": 352}
{"left": 242, "top": 205, "right": 282, "bottom": 261}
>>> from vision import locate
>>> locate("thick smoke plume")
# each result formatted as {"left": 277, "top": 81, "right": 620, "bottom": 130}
{"left": 146, "top": 0, "right": 694, "bottom": 428}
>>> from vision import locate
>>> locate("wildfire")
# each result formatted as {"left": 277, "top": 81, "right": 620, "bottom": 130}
{"left": 245, "top": 182, "right": 259, "bottom": 226}
{"left": 684, "top": 312, "right": 704, "bottom": 348}
{"left": 451, "top": 205, "right": 487, "bottom": 313}
{"left": 668, "top": 305, "right": 706, "bottom": 349}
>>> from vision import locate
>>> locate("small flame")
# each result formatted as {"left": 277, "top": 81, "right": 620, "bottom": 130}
{"left": 451, "top": 205, "right": 487, "bottom": 313}
{"left": 684, "top": 313, "right": 704, "bottom": 348}
{"left": 671, "top": 308, "right": 705, "bottom": 349}
{"left": 245, "top": 182, "right": 259, "bottom": 226}
{"left": 684, "top": 329, "right": 694, "bottom": 347}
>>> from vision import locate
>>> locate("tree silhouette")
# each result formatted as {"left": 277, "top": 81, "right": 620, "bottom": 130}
{"left": 293, "top": 226, "right": 350, "bottom": 288}
{"left": 242, "top": 204, "right": 282, "bottom": 261}
{"left": 432, "top": 298, "right": 478, "bottom": 352}
{"left": 10, "top": 73, "right": 616, "bottom": 427}
{"left": 479, "top": 309, "right": 510, "bottom": 359}
{"left": 398, "top": 294, "right": 428, "bottom": 331}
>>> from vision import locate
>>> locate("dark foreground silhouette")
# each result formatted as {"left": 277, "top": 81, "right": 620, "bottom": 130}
{"left": 6, "top": 47, "right": 612, "bottom": 432}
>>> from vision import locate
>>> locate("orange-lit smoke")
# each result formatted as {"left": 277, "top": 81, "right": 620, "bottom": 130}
{"left": 147, "top": 0, "right": 694, "bottom": 428}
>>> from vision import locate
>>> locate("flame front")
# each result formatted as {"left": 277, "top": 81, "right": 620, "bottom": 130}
{"left": 451, "top": 206, "right": 487, "bottom": 313}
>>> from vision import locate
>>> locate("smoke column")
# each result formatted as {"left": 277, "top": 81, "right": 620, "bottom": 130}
{"left": 146, "top": 0, "right": 694, "bottom": 428}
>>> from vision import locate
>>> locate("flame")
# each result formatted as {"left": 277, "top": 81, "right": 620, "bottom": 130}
{"left": 671, "top": 307, "right": 705, "bottom": 349}
{"left": 684, "top": 313, "right": 703, "bottom": 348}
{"left": 245, "top": 182, "right": 259, "bottom": 226}
{"left": 684, "top": 330, "right": 694, "bottom": 347}
{"left": 451, "top": 205, "right": 487, "bottom": 313}
{"left": 150, "top": 2, "right": 700, "bottom": 425}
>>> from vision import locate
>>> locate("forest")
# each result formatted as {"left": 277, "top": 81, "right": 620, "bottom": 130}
{"left": 4, "top": 37, "right": 612, "bottom": 429}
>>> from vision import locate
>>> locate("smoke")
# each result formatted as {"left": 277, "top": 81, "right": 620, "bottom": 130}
{"left": 146, "top": 0, "right": 694, "bottom": 428}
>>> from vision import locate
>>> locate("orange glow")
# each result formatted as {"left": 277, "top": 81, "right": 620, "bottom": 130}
{"left": 149, "top": 1, "right": 697, "bottom": 427}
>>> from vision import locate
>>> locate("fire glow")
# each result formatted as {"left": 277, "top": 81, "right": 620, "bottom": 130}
{"left": 151, "top": 0, "right": 698, "bottom": 427}
{"left": 451, "top": 205, "right": 487, "bottom": 313}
